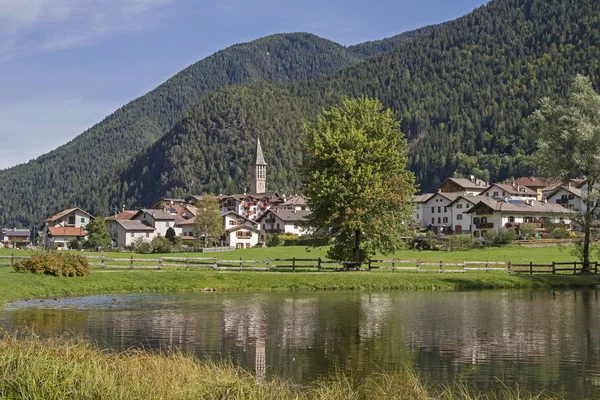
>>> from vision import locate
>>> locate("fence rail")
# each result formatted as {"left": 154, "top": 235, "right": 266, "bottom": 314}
{"left": 1, "top": 254, "right": 598, "bottom": 274}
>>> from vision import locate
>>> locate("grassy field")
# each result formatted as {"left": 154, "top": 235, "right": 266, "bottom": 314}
{"left": 1, "top": 266, "right": 598, "bottom": 305}
{"left": 0, "top": 244, "right": 589, "bottom": 264}
{"left": 0, "top": 332, "right": 560, "bottom": 400}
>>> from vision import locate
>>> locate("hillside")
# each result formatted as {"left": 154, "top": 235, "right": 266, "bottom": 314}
{"left": 80, "top": 0, "right": 600, "bottom": 215}
{"left": 0, "top": 27, "right": 438, "bottom": 228}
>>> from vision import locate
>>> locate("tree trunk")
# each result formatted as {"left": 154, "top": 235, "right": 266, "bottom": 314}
{"left": 353, "top": 229, "right": 361, "bottom": 270}
{"left": 582, "top": 218, "right": 591, "bottom": 273}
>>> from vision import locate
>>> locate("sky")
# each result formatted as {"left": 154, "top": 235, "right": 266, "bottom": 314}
{"left": 0, "top": 0, "right": 488, "bottom": 170}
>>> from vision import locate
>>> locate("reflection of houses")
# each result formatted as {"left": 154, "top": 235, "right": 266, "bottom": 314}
{"left": 43, "top": 208, "right": 93, "bottom": 249}
{"left": 464, "top": 198, "right": 573, "bottom": 237}
{"left": 257, "top": 209, "right": 311, "bottom": 236}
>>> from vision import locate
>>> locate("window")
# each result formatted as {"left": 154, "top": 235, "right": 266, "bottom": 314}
{"left": 562, "top": 195, "right": 568, "bottom": 200}
{"left": 68, "top": 216, "right": 75, "bottom": 225}
{"left": 437, "top": 217, "right": 441, "bottom": 224}
{"left": 508, "top": 216, "right": 515, "bottom": 223}
{"left": 146, "top": 232, "right": 150, "bottom": 238}
{"left": 457, "top": 214, "right": 463, "bottom": 221}
{"left": 80, "top": 217, "right": 85, "bottom": 223}
{"left": 473, "top": 217, "right": 480, "bottom": 224}
{"left": 486, "top": 193, "right": 489, "bottom": 197}
{"left": 131, "top": 232, "right": 135, "bottom": 238}
{"left": 437, "top": 206, "right": 441, "bottom": 213}
{"left": 431, "top": 218, "right": 435, "bottom": 224}
{"left": 431, "top": 207, "right": 435, "bottom": 214}
{"left": 493, "top": 192, "right": 499, "bottom": 197}
{"left": 457, "top": 204, "right": 463, "bottom": 209}
{"left": 444, "top": 207, "right": 447, "bottom": 213}
{"left": 443, "top": 217, "right": 448, "bottom": 223}
{"left": 416, "top": 214, "right": 419, "bottom": 220}
{"left": 481, "top": 217, "right": 487, "bottom": 223}
{"left": 294, "top": 223, "right": 298, "bottom": 229}
{"left": 229, "top": 220, "right": 237, "bottom": 226}
{"left": 166, "top": 222, "right": 170, "bottom": 227}
{"left": 568, "top": 194, "right": 575, "bottom": 200}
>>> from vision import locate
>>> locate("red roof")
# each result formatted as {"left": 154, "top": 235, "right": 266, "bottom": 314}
{"left": 48, "top": 227, "right": 86, "bottom": 237}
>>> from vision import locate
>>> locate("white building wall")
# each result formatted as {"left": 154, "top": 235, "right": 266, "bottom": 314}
{"left": 423, "top": 194, "right": 453, "bottom": 231}
{"left": 227, "top": 229, "right": 259, "bottom": 249}
{"left": 450, "top": 200, "right": 475, "bottom": 234}
{"left": 547, "top": 188, "right": 583, "bottom": 212}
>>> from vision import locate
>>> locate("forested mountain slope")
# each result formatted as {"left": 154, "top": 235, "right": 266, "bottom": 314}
{"left": 0, "top": 27, "right": 437, "bottom": 227}
{"left": 81, "top": 0, "right": 600, "bottom": 215}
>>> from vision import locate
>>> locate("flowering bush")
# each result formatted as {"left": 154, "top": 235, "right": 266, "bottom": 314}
{"left": 14, "top": 253, "right": 89, "bottom": 277}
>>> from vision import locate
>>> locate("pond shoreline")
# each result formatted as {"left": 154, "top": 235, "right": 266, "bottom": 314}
{"left": 2, "top": 268, "right": 598, "bottom": 305}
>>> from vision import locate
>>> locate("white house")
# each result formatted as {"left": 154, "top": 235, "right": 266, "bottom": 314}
{"left": 412, "top": 194, "right": 433, "bottom": 228}
{"left": 545, "top": 185, "right": 583, "bottom": 212}
{"left": 131, "top": 209, "right": 183, "bottom": 238}
{"left": 422, "top": 192, "right": 461, "bottom": 233}
{"left": 447, "top": 194, "right": 478, "bottom": 234}
{"left": 113, "top": 220, "right": 156, "bottom": 247}
{"left": 43, "top": 208, "right": 93, "bottom": 249}
{"left": 479, "top": 183, "right": 537, "bottom": 201}
{"left": 464, "top": 198, "right": 573, "bottom": 237}
{"left": 256, "top": 209, "right": 311, "bottom": 236}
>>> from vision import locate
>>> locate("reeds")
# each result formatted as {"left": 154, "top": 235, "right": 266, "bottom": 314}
{"left": 0, "top": 331, "right": 561, "bottom": 400}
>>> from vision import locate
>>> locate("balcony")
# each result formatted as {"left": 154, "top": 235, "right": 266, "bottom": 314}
{"left": 475, "top": 222, "right": 494, "bottom": 229}
{"left": 264, "top": 228, "right": 284, "bottom": 234}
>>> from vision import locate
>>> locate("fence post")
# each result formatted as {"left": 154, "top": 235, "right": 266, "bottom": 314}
{"left": 368, "top": 259, "right": 372, "bottom": 271}
{"left": 292, "top": 257, "right": 296, "bottom": 272}
{"left": 596, "top": 261, "right": 598, "bottom": 274}
{"left": 439, "top": 260, "right": 443, "bottom": 273}
{"left": 130, "top": 255, "right": 134, "bottom": 270}
{"left": 317, "top": 258, "right": 322, "bottom": 272}
{"left": 266, "top": 258, "right": 270, "bottom": 271}
{"left": 11, "top": 252, "right": 14, "bottom": 268}
{"left": 392, "top": 261, "right": 396, "bottom": 273}
{"left": 552, "top": 262, "right": 555, "bottom": 275}
{"left": 213, "top": 257, "right": 217, "bottom": 270}
{"left": 186, "top": 257, "right": 189, "bottom": 271}
{"left": 158, "top": 257, "right": 162, "bottom": 270}
{"left": 530, "top": 261, "right": 533, "bottom": 275}
{"left": 463, "top": 261, "right": 466, "bottom": 272}
{"left": 416, "top": 260, "right": 420, "bottom": 272}
{"left": 239, "top": 257, "right": 243, "bottom": 271}
{"left": 574, "top": 261, "right": 577, "bottom": 275}
{"left": 101, "top": 254, "right": 105, "bottom": 269}
{"left": 507, "top": 261, "right": 511, "bottom": 274}
{"left": 485, "top": 262, "right": 489, "bottom": 273}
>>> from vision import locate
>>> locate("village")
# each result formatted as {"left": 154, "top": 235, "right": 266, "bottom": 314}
{"left": 0, "top": 138, "right": 584, "bottom": 251}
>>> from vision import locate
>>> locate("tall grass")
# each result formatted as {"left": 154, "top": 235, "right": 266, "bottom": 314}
{"left": 0, "top": 332, "right": 561, "bottom": 400}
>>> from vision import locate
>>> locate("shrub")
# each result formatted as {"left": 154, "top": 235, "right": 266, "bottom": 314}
{"left": 486, "top": 228, "right": 517, "bottom": 246}
{"left": 519, "top": 224, "right": 538, "bottom": 240}
{"left": 266, "top": 234, "right": 281, "bottom": 247}
{"left": 151, "top": 237, "right": 172, "bottom": 254}
{"left": 549, "top": 227, "right": 570, "bottom": 239}
{"left": 442, "top": 235, "right": 475, "bottom": 251}
{"left": 14, "top": 253, "right": 89, "bottom": 277}
{"left": 131, "top": 237, "right": 152, "bottom": 254}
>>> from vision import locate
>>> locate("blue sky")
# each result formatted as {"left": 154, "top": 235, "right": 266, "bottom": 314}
{"left": 0, "top": 0, "right": 488, "bottom": 170}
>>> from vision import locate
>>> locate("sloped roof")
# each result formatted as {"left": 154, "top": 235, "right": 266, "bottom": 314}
{"left": 3, "top": 229, "right": 30, "bottom": 237}
{"left": 116, "top": 220, "right": 155, "bottom": 231}
{"left": 514, "top": 177, "right": 552, "bottom": 188}
{"left": 48, "top": 227, "right": 86, "bottom": 237}
{"left": 465, "top": 199, "right": 574, "bottom": 214}
{"left": 545, "top": 185, "right": 582, "bottom": 200}
{"left": 134, "top": 209, "right": 180, "bottom": 221}
{"left": 176, "top": 217, "right": 196, "bottom": 226}
{"left": 413, "top": 193, "right": 434, "bottom": 203}
{"left": 105, "top": 210, "right": 137, "bottom": 221}
{"left": 281, "top": 195, "right": 308, "bottom": 206}
{"left": 424, "top": 192, "right": 462, "bottom": 204}
{"left": 481, "top": 183, "right": 537, "bottom": 197}
{"left": 442, "top": 177, "right": 489, "bottom": 191}
{"left": 447, "top": 194, "right": 479, "bottom": 207}
{"left": 46, "top": 208, "right": 93, "bottom": 222}
{"left": 252, "top": 137, "right": 267, "bottom": 166}
{"left": 257, "top": 209, "right": 311, "bottom": 223}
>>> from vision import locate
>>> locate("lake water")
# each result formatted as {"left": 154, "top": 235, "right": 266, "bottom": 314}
{"left": 1, "top": 289, "right": 599, "bottom": 399}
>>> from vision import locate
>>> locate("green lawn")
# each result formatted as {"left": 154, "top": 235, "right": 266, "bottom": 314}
{"left": 0, "top": 244, "right": 587, "bottom": 264}
{"left": 1, "top": 267, "right": 598, "bottom": 305}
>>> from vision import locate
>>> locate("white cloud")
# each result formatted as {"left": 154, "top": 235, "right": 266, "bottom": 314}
{"left": 0, "top": 0, "right": 176, "bottom": 60}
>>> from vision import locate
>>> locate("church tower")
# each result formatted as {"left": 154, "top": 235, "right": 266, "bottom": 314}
{"left": 250, "top": 137, "right": 267, "bottom": 194}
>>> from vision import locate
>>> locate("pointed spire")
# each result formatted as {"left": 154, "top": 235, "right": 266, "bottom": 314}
{"left": 252, "top": 137, "right": 267, "bottom": 166}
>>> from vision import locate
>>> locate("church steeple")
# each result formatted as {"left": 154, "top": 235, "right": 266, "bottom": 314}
{"left": 250, "top": 137, "right": 267, "bottom": 194}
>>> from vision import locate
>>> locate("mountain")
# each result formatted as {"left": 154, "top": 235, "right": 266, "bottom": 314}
{"left": 0, "top": 27, "right": 437, "bottom": 228}
{"left": 81, "top": 0, "right": 600, "bottom": 216}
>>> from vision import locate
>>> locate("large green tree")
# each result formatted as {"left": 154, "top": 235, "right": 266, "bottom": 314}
{"left": 528, "top": 75, "right": 600, "bottom": 272}
{"left": 195, "top": 196, "right": 224, "bottom": 247}
{"left": 83, "top": 218, "right": 112, "bottom": 250}
{"left": 301, "top": 97, "right": 416, "bottom": 267}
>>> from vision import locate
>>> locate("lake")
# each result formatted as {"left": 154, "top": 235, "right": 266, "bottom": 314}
{"left": 1, "top": 289, "right": 599, "bottom": 399}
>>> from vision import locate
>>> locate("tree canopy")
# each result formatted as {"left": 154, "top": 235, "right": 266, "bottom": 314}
{"left": 83, "top": 218, "right": 112, "bottom": 250}
{"left": 301, "top": 97, "right": 416, "bottom": 265}
{"left": 195, "top": 196, "right": 224, "bottom": 247}
{"left": 528, "top": 74, "right": 600, "bottom": 271}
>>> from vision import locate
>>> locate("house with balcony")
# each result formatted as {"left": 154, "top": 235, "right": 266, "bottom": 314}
{"left": 464, "top": 198, "right": 573, "bottom": 237}
{"left": 43, "top": 208, "right": 93, "bottom": 249}
{"left": 545, "top": 186, "right": 583, "bottom": 212}
{"left": 2, "top": 228, "right": 31, "bottom": 249}
{"left": 175, "top": 211, "right": 259, "bottom": 248}
{"left": 257, "top": 209, "right": 311, "bottom": 236}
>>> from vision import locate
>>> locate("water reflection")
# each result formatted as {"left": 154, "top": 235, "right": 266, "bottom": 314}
{"left": 1, "top": 289, "right": 599, "bottom": 400}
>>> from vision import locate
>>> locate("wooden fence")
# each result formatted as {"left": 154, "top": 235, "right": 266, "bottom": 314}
{"left": 0, "top": 254, "right": 597, "bottom": 274}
